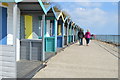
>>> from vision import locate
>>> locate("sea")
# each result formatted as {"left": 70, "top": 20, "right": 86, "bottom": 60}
{"left": 95, "top": 35, "right": 120, "bottom": 46}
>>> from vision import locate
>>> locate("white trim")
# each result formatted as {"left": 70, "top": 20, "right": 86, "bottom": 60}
{"left": 13, "top": 4, "right": 17, "bottom": 78}
{"left": 42, "top": 15, "right": 45, "bottom": 61}
{"left": 7, "top": 3, "right": 14, "bottom": 45}
{"left": 16, "top": 7, "right": 20, "bottom": 61}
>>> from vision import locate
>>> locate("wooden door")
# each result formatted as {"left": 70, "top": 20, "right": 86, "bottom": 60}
{"left": 0, "top": 7, "right": 7, "bottom": 45}
{"left": 24, "top": 15, "right": 33, "bottom": 39}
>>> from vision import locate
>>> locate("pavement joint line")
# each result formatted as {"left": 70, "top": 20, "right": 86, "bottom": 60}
{"left": 96, "top": 40, "right": 120, "bottom": 54}
{"left": 95, "top": 41, "right": 120, "bottom": 59}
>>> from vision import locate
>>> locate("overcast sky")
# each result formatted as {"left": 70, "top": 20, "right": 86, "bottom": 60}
{"left": 56, "top": 2, "right": 118, "bottom": 35}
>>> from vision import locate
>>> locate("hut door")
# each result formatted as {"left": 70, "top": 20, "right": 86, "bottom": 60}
{"left": 24, "top": 15, "right": 32, "bottom": 39}
{"left": 0, "top": 7, "right": 7, "bottom": 45}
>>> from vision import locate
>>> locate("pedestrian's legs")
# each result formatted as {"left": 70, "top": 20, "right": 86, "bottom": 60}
{"left": 86, "top": 38, "right": 90, "bottom": 46}
{"left": 86, "top": 38, "right": 88, "bottom": 45}
{"left": 80, "top": 38, "right": 83, "bottom": 45}
{"left": 88, "top": 38, "right": 90, "bottom": 44}
{"left": 79, "top": 38, "right": 81, "bottom": 45}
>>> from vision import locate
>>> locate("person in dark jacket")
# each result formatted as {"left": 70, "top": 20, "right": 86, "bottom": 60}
{"left": 78, "top": 29, "right": 84, "bottom": 45}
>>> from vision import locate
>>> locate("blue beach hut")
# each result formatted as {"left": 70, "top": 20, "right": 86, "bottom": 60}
{"left": 53, "top": 7, "right": 65, "bottom": 48}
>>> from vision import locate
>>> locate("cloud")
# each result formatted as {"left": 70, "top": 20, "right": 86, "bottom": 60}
{"left": 64, "top": 7, "right": 108, "bottom": 27}
{"left": 76, "top": 2, "right": 102, "bottom": 7}
{"left": 60, "top": 2, "right": 118, "bottom": 34}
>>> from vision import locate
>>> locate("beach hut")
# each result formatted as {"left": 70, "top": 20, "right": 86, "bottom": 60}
{"left": 63, "top": 18, "right": 68, "bottom": 46}
{"left": 74, "top": 25, "right": 78, "bottom": 42}
{"left": 71, "top": 22, "right": 75, "bottom": 43}
{"left": 66, "top": 18, "right": 71, "bottom": 44}
{"left": 62, "top": 12, "right": 69, "bottom": 46}
{"left": 43, "top": 6, "right": 58, "bottom": 59}
{"left": 57, "top": 14, "right": 65, "bottom": 48}
{"left": 72, "top": 23, "right": 75, "bottom": 43}
{"left": 0, "top": 1, "right": 22, "bottom": 78}
{"left": 17, "top": 0, "right": 50, "bottom": 61}
{"left": 53, "top": 7, "right": 65, "bottom": 48}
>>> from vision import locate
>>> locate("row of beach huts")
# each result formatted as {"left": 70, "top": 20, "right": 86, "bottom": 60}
{"left": 0, "top": 0, "right": 82, "bottom": 78}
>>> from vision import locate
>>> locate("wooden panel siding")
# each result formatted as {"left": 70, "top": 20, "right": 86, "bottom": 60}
{"left": 20, "top": 41, "right": 30, "bottom": 60}
{"left": 45, "top": 37, "right": 55, "bottom": 52}
{"left": 20, "top": 39, "right": 42, "bottom": 61}
{"left": 31, "top": 42, "right": 42, "bottom": 60}
{"left": 57, "top": 36, "right": 62, "bottom": 48}
{"left": 68, "top": 35, "right": 71, "bottom": 43}
{"left": 0, "top": 45, "right": 16, "bottom": 78}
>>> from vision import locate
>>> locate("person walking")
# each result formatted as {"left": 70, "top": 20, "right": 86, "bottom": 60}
{"left": 78, "top": 29, "right": 84, "bottom": 45}
{"left": 85, "top": 29, "right": 91, "bottom": 46}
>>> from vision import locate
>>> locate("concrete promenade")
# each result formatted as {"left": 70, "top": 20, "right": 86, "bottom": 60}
{"left": 33, "top": 39, "right": 118, "bottom": 78}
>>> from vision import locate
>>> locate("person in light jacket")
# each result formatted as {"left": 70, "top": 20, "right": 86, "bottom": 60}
{"left": 85, "top": 29, "right": 91, "bottom": 46}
